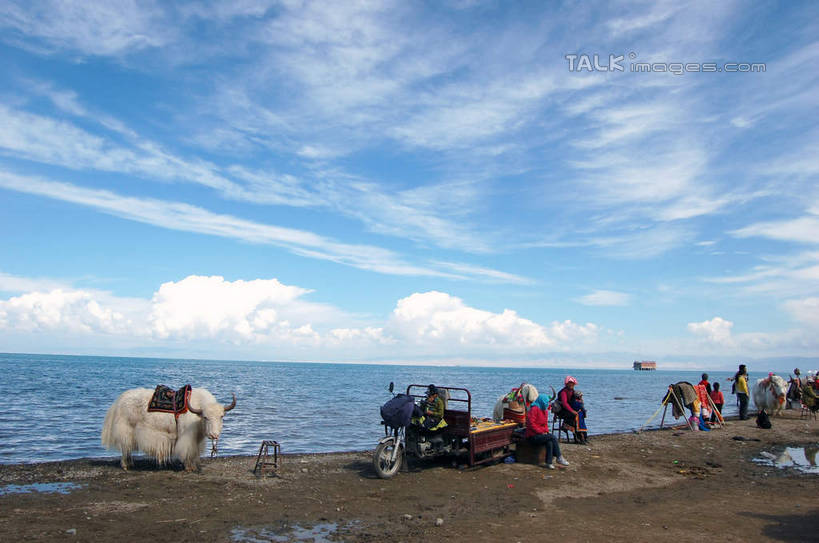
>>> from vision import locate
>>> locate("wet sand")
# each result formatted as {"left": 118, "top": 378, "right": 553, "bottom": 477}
{"left": 1, "top": 412, "right": 817, "bottom": 542}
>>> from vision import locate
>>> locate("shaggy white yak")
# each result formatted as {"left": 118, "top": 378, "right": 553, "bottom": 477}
{"left": 492, "top": 384, "right": 541, "bottom": 421}
{"left": 752, "top": 374, "right": 787, "bottom": 418}
{"left": 101, "top": 387, "right": 236, "bottom": 471}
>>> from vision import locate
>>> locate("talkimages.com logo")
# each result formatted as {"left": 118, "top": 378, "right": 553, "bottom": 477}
{"left": 566, "top": 53, "right": 766, "bottom": 75}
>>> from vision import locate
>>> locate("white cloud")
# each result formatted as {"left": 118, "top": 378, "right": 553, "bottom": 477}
{"left": 0, "top": 170, "right": 530, "bottom": 282}
{"left": 149, "top": 275, "right": 321, "bottom": 343}
{"left": 0, "top": 272, "right": 67, "bottom": 293}
{"left": 591, "top": 224, "right": 696, "bottom": 259}
{"left": 0, "top": 277, "right": 600, "bottom": 356}
{"left": 783, "top": 297, "right": 819, "bottom": 328}
{"left": 606, "top": 1, "right": 683, "bottom": 36}
{"left": 431, "top": 261, "right": 534, "bottom": 285}
{"left": 703, "top": 250, "right": 819, "bottom": 299}
{"left": 0, "top": 289, "right": 136, "bottom": 335}
{"left": 0, "top": 171, "right": 457, "bottom": 278}
{"left": 383, "top": 291, "right": 598, "bottom": 349}
{"left": 687, "top": 316, "right": 734, "bottom": 345}
{"left": 0, "top": 0, "right": 171, "bottom": 56}
{"left": 577, "top": 290, "right": 630, "bottom": 306}
{"left": 0, "top": 105, "right": 241, "bottom": 194}
{"left": 731, "top": 214, "right": 819, "bottom": 244}
{"left": 0, "top": 102, "right": 493, "bottom": 253}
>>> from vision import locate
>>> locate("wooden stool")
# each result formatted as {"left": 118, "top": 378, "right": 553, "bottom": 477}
{"left": 515, "top": 440, "right": 546, "bottom": 465}
{"left": 253, "top": 440, "right": 281, "bottom": 476}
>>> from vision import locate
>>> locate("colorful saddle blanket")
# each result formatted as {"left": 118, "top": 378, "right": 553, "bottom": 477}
{"left": 147, "top": 384, "right": 192, "bottom": 418}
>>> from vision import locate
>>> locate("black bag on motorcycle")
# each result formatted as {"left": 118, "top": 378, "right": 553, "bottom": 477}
{"left": 380, "top": 394, "right": 416, "bottom": 428}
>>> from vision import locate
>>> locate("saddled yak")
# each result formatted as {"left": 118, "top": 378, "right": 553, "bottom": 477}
{"left": 101, "top": 387, "right": 236, "bottom": 471}
{"left": 752, "top": 374, "right": 787, "bottom": 418}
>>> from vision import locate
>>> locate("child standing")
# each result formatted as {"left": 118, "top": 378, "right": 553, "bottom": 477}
{"left": 710, "top": 382, "right": 724, "bottom": 423}
{"left": 569, "top": 390, "right": 588, "bottom": 444}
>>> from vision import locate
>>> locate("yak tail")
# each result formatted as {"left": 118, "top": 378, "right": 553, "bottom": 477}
{"left": 100, "top": 397, "right": 137, "bottom": 456}
{"left": 100, "top": 402, "right": 119, "bottom": 450}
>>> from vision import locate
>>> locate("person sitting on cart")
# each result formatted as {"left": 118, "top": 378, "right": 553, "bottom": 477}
{"left": 419, "top": 385, "right": 447, "bottom": 431}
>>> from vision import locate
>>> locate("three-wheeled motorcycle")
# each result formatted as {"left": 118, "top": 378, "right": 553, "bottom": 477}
{"left": 373, "top": 383, "right": 521, "bottom": 478}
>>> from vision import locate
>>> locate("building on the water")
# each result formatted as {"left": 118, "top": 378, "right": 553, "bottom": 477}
{"left": 633, "top": 360, "right": 657, "bottom": 371}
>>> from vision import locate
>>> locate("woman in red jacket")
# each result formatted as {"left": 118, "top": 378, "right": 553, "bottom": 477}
{"left": 525, "top": 394, "right": 569, "bottom": 469}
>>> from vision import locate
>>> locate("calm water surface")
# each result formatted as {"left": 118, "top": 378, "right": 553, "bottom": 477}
{"left": 0, "top": 353, "right": 762, "bottom": 464}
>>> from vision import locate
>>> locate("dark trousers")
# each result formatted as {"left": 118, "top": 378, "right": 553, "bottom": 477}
{"left": 710, "top": 403, "right": 723, "bottom": 422}
{"left": 528, "top": 433, "right": 561, "bottom": 465}
{"left": 738, "top": 393, "right": 749, "bottom": 420}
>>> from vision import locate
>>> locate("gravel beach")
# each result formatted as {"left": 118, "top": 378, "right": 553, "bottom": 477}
{"left": 1, "top": 412, "right": 817, "bottom": 542}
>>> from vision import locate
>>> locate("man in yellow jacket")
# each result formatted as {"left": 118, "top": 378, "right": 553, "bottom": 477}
{"left": 733, "top": 364, "right": 750, "bottom": 420}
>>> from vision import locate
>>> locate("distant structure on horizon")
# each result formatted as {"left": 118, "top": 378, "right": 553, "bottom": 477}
{"left": 633, "top": 360, "right": 657, "bottom": 371}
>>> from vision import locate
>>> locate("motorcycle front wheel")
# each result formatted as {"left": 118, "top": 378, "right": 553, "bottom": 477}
{"left": 373, "top": 440, "right": 403, "bottom": 479}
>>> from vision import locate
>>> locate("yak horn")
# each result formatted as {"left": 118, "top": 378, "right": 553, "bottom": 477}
{"left": 223, "top": 393, "right": 236, "bottom": 412}
{"left": 549, "top": 385, "right": 557, "bottom": 401}
{"left": 187, "top": 402, "right": 203, "bottom": 416}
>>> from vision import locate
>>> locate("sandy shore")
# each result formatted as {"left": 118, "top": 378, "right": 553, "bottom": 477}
{"left": 1, "top": 412, "right": 817, "bottom": 542}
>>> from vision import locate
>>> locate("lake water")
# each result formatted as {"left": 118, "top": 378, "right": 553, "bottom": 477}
{"left": 0, "top": 352, "right": 764, "bottom": 464}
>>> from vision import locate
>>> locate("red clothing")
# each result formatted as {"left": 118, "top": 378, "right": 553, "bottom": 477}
{"left": 524, "top": 404, "right": 550, "bottom": 438}
{"left": 710, "top": 390, "right": 724, "bottom": 405}
{"left": 558, "top": 387, "right": 577, "bottom": 416}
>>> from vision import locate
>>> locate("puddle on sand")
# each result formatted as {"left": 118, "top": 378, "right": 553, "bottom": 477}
{"left": 231, "top": 522, "right": 356, "bottom": 543}
{"left": 753, "top": 445, "right": 819, "bottom": 474}
{"left": 0, "top": 482, "right": 85, "bottom": 496}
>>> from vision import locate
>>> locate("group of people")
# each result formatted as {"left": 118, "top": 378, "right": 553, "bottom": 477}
{"left": 524, "top": 375, "right": 587, "bottom": 470}
{"left": 786, "top": 368, "right": 819, "bottom": 412}
{"left": 718, "top": 364, "right": 819, "bottom": 421}
{"left": 416, "top": 364, "right": 819, "bottom": 472}
{"left": 695, "top": 372, "right": 725, "bottom": 423}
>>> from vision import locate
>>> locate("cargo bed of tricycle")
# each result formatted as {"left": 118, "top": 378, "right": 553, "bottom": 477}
{"left": 406, "top": 385, "right": 520, "bottom": 466}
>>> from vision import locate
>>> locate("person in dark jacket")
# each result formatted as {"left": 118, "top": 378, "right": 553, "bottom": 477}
{"left": 698, "top": 373, "right": 712, "bottom": 395}
{"left": 420, "top": 385, "right": 445, "bottom": 430}
{"left": 558, "top": 375, "right": 587, "bottom": 443}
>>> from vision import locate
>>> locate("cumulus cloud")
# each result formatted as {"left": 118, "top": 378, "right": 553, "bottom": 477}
{"left": 149, "top": 275, "right": 321, "bottom": 343}
{"left": 382, "top": 291, "right": 597, "bottom": 348}
{"left": 0, "top": 277, "right": 599, "bottom": 356}
{"left": 687, "top": 316, "right": 734, "bottom": 345}
{"left": 0, "top": 289, "right": 134, "bottom": 334}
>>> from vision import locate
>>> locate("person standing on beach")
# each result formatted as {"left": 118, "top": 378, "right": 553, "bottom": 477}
{"left": 733, "top": 364, "right": 750, "bottom": 420}
{"left": 710, "top": 382, "right": 724, "bottom": 423}
{"left": 698, "top": 373, "right": 712, "bottom": 395}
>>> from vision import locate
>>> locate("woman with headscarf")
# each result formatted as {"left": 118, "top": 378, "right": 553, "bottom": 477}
{"left": 558, "top": 376, "right": 587, "bottom": 444}
{"left": 525, "top": 394, "right": 569, "bottom": 469}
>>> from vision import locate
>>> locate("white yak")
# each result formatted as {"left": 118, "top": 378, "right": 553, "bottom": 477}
{"left": 752, "top": 374, "right": 787, "bottom": 418}
{"left": 101, "top": 387, "right": 236, "bottom": 471}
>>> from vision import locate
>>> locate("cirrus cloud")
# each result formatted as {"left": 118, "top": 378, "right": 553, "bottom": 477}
{"left": 576, "top": 289, "right": 630, "bottom": 307}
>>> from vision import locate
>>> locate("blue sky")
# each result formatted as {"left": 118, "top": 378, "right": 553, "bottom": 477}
{"left": 1, "top": 1, "right": 818, "bottom": 369}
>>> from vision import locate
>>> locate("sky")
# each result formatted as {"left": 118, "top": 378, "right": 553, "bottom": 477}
{"left": 0, "top": 1, "right": 818, "bottom": 370}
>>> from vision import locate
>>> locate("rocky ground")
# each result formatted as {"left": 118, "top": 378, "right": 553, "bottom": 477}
{"left": 1, "top": 412, "right": 817, "bottom": 542}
